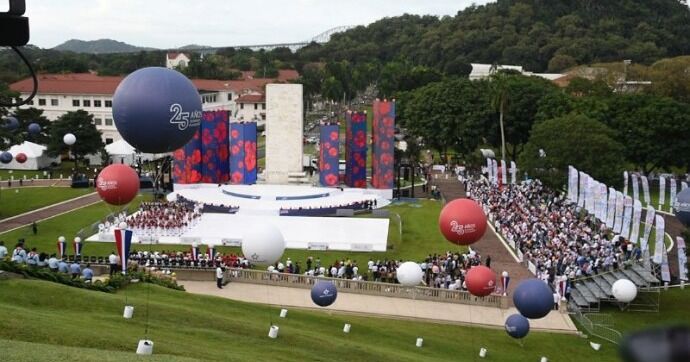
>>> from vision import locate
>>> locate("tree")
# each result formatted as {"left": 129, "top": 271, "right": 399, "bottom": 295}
{"left": 520, "top": 113, "right": 625, "bottom": 189}
{"left": 489, "top": 71, "right": 510, "bottom": 161}
{"left": 47, "top": 110, "right": 104, "bottom": 168}
{"left": 9, "top": 108, "right": 52, "bottom": 145}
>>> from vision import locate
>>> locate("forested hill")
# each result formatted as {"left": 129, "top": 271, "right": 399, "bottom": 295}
{"left": 300, "top": 0, "right": 690, "bottom": 73}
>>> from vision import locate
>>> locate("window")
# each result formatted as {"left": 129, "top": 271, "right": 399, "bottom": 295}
{"left": 83, "top": 100, "right": 91, "bottom": 107}
{"left": 262, "top": 103, "right": 266, "bottom": 110}
{"left": 254, "top": 103, "right": 258, "bottom": 110}
{"left": 38, "top": 98, "right": 46, "bottom": 106}
{"left": 227, "top": 93, "right": 232, "bottom": 101}
{"left": 94, "top": 118, "right": 103, "bottom": 126}
{"left": 105, "top": 100, "right": 112, "bottom": 107}
{"left": 94, "top": 100, "right": 102, "bottom": 107}
{"left": 202, "top": 94, "right": 217, "bottom": 103}
{"left": 51, "top": 99, "right": 59, "bottom": 106}
{"left": 261, "top": 114, "right": 266, "bottom": 121}
{"left": 105, "top": 118, "right": 113, "bottom": 126}
{"left": 72, "top": 99, "right": 80, "bottom": 107}
{"left": 26, "top": 99, "right": 34, "bottom": 105}
{"left": 105, "top": 138, "right": 114, "bottom": 145}
{"left": 240, "top": 103, "right": 244, "bottom": 110}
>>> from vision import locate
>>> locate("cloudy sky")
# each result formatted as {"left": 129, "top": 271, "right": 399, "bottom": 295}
{"left": 24, "top": 0, "right": 493, "bottom": 49}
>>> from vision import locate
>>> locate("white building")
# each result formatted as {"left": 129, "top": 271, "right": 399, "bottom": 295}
{"left": 235, "top": 93, "right": 266, "bottom": 127}
{"left": 10, "top": 70, "right": 298, "bottom": 144}
{"left": 166, "top": 52, "right": 191, "bottom": 69}
{"left": 469, "top": 63, "right": 563, "bottom": 81}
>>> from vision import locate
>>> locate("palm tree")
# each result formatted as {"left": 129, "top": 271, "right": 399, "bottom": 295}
{"left": 489, "top": 70, "right": 510, "bottom": 162}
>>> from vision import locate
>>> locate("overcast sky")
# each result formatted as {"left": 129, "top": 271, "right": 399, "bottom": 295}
{"left": 24, "top": 0, "right": 493, "bottom": 49}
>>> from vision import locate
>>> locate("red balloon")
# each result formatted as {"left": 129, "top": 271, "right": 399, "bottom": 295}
{"left": 465, "top": 265, "right": 496, "bottom": 297}
{"left": 15, "top": 153, "right": 27, "bottom": 164}
{"left": 438, "top": 198, "right": 487, "bottom": 245}
{"left": 96, "top": 164, "right": 139, "bottom": 205}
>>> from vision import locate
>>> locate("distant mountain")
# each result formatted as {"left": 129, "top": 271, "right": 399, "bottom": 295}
{"left": 178, "top": 44, "right": 212, "bottom": 50}
{"left": 52, "top": 39, "right": 158, "bottom": 54}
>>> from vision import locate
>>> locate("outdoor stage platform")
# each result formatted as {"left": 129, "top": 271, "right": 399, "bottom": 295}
{"left": 86, "top": 184, "right": 392, "bottom": 252}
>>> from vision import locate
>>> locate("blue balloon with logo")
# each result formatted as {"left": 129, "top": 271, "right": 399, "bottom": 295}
{"left": 112, "top": 67, "right": 202, "bottom": 153}
{"left": 311, "top": 281, "right": 338, "bottom": 307}
{"left": 513, "top": 278, "right": 553, "bottom": 319}
{"left": 0, "top": 151, "right": 13, "bottom": 164}
{"left": 2, "top": 116, "right": 19, "bottom": 130}
{"left": 27, "top": 122, "right": 41, "bottom": 135}
{"left": 505, "top": 314, "right": 530, "bottom": 339}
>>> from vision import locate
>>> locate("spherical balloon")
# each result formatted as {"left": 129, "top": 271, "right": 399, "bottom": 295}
{"left": 74, "top": 237, "right": 82, "bottom": 243}
{"left": 118, "top": 222, "right": 128, "bottom": 229}
{"left": 311, "top": 281, "right": 338, "bottom": 307}
{"left": 438, "top": 198, "right": 487, "bottom": 245}
{"left": 501, "top": 271, "right": 509, "bottom": 278}
{"left": 27, "top": 123, "right": 41, "bottom": 135}
{"left": 396, "top": 261, "right": 423, "bottom": 286}
{"left": 96, "top": 164, "right": 140, "bottom": 206}
{"left": 675, "top": 188, "right": 690, "bottom": 227}
{"left": 2, "top": 116, "right": 19, "bottom": 130}
{"left": 15, "top": 153, "right": 27, "bottom": 164}
{"left": 241, "top": 223, "right": 285, "bottom": 266}
{"left": 504, "top": 314, "right": 530, "bottom": 339}
{"left": 0, "top": 151, "right": 13, "bottom": 164}
{"left": 513, "top": 279, "right": 553, "bottom": 319}
{"left": 465, "top": 265, "right": 497, "bottom": 297}
{"left": 58, "top": 236, "right": 66, "bottom": 242}
{"left": 611, "top": 279, "right": 637, "bottom": 303}
{"left": 63, "top": 133, "right": 76, "bottom": 146}
{"left": 113, "top": 67, "right": 202, "bottom": 153}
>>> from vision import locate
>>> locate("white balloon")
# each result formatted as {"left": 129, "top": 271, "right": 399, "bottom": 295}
{"left": 501, "top": 271, "right": 509, "bottom": 278}
{"left": 611, "top": 279, "right": 637, "bottom": 303}
{"left": 396, "top": 261, "right": 423, "bottom": 286}
{"left": 63, "top": 133, "right": 76, "bottom": 146}
{"left": 241, "top": 224, "right": 285, "bottom": 266}
{"left": 74, "top": 237, "right": 82, "bottom": 243}
{"left": 191, "top": 242, "right": 198, "bottom": 248}
{"left": 58, "top": 236, "right": 66, "bottom": 242}
{"left": 118, "top": 222, "right": 128, "bottom": 229}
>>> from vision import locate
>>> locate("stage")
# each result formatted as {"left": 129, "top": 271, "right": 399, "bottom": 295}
{"left": 86, "top": 184, "right": 392, "bottom": 252}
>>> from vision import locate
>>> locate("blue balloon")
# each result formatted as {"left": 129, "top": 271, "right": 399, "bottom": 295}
{"left": 513, "top": 279, "right": 553, "bottom": 319}
{"left": 311, "top": 281, "right": 338, "bottom": 307}
{"left": 2, "top": 116, "right": 19, "bottom": 130}
{"left": 505, "top": 314, "right": 530, "bottom": 339}
{"left": 113, "top": 67, "right": 202, "bottom": 153}
{"left": 675, "top": 188, "right": 690, "bottom": 227}
{"left": 0, "top": 151, "right": 13, "bottom": 164}
{"left": 27, "top": 123, "right": 41, "bottom": 135}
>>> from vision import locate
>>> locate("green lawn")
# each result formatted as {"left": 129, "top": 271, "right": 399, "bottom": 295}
{"left": 0, "top": 161, "right": 96, "bottom": 180}
{"left": 0, "top": 278, "right": 620, "bottom": 362}
{"left": 0, "top": 187, "right": 93, "bottom": 219}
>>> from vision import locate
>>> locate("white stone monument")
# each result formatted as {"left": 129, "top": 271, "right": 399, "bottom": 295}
{"left": 265, "top": 84, "right": 304, "bottom": 184}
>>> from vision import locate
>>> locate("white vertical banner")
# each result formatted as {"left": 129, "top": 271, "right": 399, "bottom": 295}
{"left": 606, "top": 187, "right": 616, "bottom": 228}
{"left": 578, "top": 171, "right": 586, "bottom": 208}
{"left": 641, "top": 175, "right": 651, "bottom": 205}
{"left": 682, "top": 181, "right": 688, "bottom": 191}
{"left": 500, "top": 159, "right": 508, "bottom": 186}
{"left": 632, "top": 173, "right": 639, "bottom": 201}
{"left": 510, "top": 161, "right": 517, "bottom": 185}
{"left": 492, "top": 159, "right": 499, "bottom": 186}
{"left": 641, "top": 205, "right": 655, "bottom": 252}
{"left": 678, "top": 236, "right": 687, "bottom": 282}
{"left": 653, "top": 215, "right": 665, "bottom": 264}
{"left": 587, "top": 176, "right": 596, "bottom": 214}
{"left": 661, "top": 245, "right": 671, "bottom": 283}
{"left": 670, "top": 179, "right": 677, "bottom": 213}
{"left": 486, "top": 158, "right": 493, "bottom": 182}
{"left": 599, "top": 183, "right": 608, "bottom": 222}
{"left": 567, "top": 166, "right": 575, "bottom": 202}
{"left": 630, "top": 199, "right": 642, "bottom": 244}
{"left": 621, "top": 196, "right": 633, "bottom": 240}
{"left": 659, "top": 176, "right": 666, "bottom": 209}
{"left": 623, "top": 171, "right": 629, "bottom": 197}
{"left": 614, "top": 191, "right": 625, "bottom": 233}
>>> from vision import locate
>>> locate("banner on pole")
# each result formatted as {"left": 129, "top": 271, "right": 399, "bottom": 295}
{"left": 614, "top": 191, "right": 624, "bottom": 233}
{"left": 578, "top": 171, "right": 586, "bottom": 208}
{"left": 653, "top": 215, "right": 665, "bottom": 265}
{"left": 632, "top": 173, "right": 639, "bottom": 201}
{"left": 678, "top": 236, "right": 687, "bottom": 282}
{"left": 630, "top": 199, "right": 642, "bottom": 244}
{"left": 641, "top": 206, "right": 655, "bottom": 253}
{"left": 492, "top": 159, "right": 499, "bottom": 186}
{"left": 606, "top": 187, "right": 616, "bottom": 228}
{"left": 510, "top": 161, "right": 517, "bottom": 185}
{"left": 670, "top": 179, "right": 677, "bottom": 214}
{"left": 114, "top": 228, "right": 133, "bottom": 274}
{"left": 500, "top": 160, "right": 508, "bottom": 186}
{"left": 659, "top": 176, "right": 666, "bottom": 209}
{"left": 621, "top": 196, "right": 633, "bottom": 240}
{"left": 641, "top": 175, "right": 651, "bottom": 205}
{"left": 623, "top": 171, "right": 628, "bottom": 198}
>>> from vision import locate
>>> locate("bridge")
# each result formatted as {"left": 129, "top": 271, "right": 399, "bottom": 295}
{"left": 189, "top": 25, "right": 355, "bottom": 54}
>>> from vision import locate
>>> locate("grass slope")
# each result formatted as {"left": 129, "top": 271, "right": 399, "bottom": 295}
{"left": 0, "top": 278, "right": 619, "bottom": 362}
{"left": 0, "top": 187, "right": 92, "bottom": 219}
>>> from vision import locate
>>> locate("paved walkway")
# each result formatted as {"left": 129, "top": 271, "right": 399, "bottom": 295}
{"left": 0, "top": 192, "right": 101, "bottom": 233}
{"left": 182, "top": 281, "right": 578, "bottom": 333}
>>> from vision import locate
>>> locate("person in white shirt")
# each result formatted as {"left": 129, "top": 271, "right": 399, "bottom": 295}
{"left": 0, "top": 241, "right": 8, "bottom": 259}
{"left": 48, "top": 255, "right": 59, "bottom": 271}
{"left": 108, "top": 252, "right": 119, "bottom": 276}
{"left": 216, "top": 265, "right": 224, "bottom": 289}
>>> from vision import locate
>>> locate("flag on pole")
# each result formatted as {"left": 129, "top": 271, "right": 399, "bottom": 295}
{"left": 606, "top": 187, "right": 616, "bottom": 228}
{"left": 653, "top": 215, "right": 665, "bottom": 265}
{"left": 623, "top": 171, "right": 628, "bottom": 197}
{"left": 207, "top": 245, "right": 216, "bottom": 259}
{"left": 621, "top": 196, "right": 633, "bottom": 240}
{"left": 632, "top": 173, "right": 639, "bottom": 201}
{"left": 670, "top": 179, "right": 677, "bottom": 213}
{"left": 73, "top": 239, "right": 82, "bottom": 256}
{"left": 630, "top": 199, "right": 642, "bottom": 244}
{"left": 659, "top": 176, "right": 666, "bottom": 209}
{"left": 641, "top": 175, "right": 651, "bottom": 205}
{"left": 501, "top": 274, "right": 510, "bottom": 296}
{"left": 57, "top": 239, "right": 66, "bottom": 258}
{"left": 114, "top": 228, "right": 133, "bottom": 274}
{"left": 641, "top": 206, "right": 655, "bottom": 253}
{"left": 191, "top": 244, "right": 200, "bottom": 261}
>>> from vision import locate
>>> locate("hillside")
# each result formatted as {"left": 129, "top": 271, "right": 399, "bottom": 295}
{"left": 53, "top": 39, "right": 156, "bottom": 54}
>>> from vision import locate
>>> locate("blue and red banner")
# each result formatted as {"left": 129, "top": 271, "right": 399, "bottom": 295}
{"left": 172, "top": 129, "right": 202, "bottom": 184}
{"left": 230, "top": 122, "right": 258, "bottom": 184}
{"left": 114, "top": 228, "right": 133, "bottom": 274}
{"left": 372, "top": 100, "right": 395, "bottom": 189}
{"left": 207, "top": 245, "right": 216, "bottom": 259}
{"left": 191, "top": 244, "right": 200, "bottom": 261}
{"left": 57, "top": 240, "right": 66, "bottom": 258}
{"left": 73, "top": 240, "right": 82, "bottom": 256}
{"left": 319, "top": 124, "right": 339, "bottom": 187}
{"left": 200, "top": 111, "right": 230, "bottom": 184}
{"left": 345, "top": 111, "right": 367, "bottom": 188}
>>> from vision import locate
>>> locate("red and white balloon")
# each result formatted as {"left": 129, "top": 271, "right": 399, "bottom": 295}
{"left": 438, "top": 198, "right": 487, "bottom": 245}
{"left": 96, "top": 164, "right": 140, "bottom": 205}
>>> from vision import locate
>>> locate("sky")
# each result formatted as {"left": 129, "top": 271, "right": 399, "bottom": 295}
{"left": 22, "top": 0, "right": 493, "bottom": 49}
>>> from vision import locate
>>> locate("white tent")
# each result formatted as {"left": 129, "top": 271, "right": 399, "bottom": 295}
{"left": 0, "top": 141, "right": 61, "bottom": 170}
{"left": 105, "top": 139, "right": 161, "bottom": 165}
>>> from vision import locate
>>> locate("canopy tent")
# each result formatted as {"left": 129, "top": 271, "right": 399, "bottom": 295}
{"left": 104, "top": 139, "right": 162, "bottom": 165}
{"left": 0, "top": 141, "right": 61, "bottom": 170}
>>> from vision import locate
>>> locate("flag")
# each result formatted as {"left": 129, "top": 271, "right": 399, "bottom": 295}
{"left": 621, "top": 196, "right": 633, "bottom": 240}
{"left": 653, "top": 215, "right": 665, "bottom": 265}
{"left": 57, "top": 240, "right": 66, "bottom": 258}
{"left": 659, "top": 176, "right": 666, "bottom": 209}
{"left": 207, "top": 245, "right": 216, "bottom": 259}
{"left": 114, "top": 228, "right": 133, "bottom": 274}
{"left": 641, "top": 206, "right": 655, "bottom": 253}
{"left": 623, "top": 171, "right": 628, "bottom": 197}
{"left": 677, "top": 237, "right": 687, "bottom": 282}
{"left": 641, "top": 175, "right": 651, "bottom": 205}
{"left": 73, "top": 240, "right": 82, "bottom": 256}
{"left": 613, "top": 191, "right": 625, "bottom": 233}
{"left": 632, "top": 173, "right": 639, "bottom": 201}
{"left": 492, "top": 159, "right": 499, "bottom": 186}
{"left": 630, "top": 200, "right": 642, "bottom": 244}
{"left": 500, "top": 160, "right": 508, "bottom": 186}
{"left": 606, "top": 187, "right": 616, "bottom": 228}
{"left": 670, "top": 179, "right": 677, "bottom": 213}
{"left": 191, "top": 245, "right": 200, "bottom": 261}
{"left": 501, "top": 274, "right": 510, "bottom": 296}
{"left": 558, "top": 277, "right": 567, "bottom": 301}
{"left": 510, "top": 161, "right": 517, "bottom": 185}
{"left": 578, "top": 171, "right": 586, "bottom": 208}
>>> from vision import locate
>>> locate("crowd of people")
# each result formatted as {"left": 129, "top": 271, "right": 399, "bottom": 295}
{"left": 126, "top": 201, "right": 203, "bottom": 237}
{"left": 467, "top": 178, "right": 638, "bottom": 283}
{"left": 279, "top": 198, "right": 378, "bottom": 216}
{"left": 1, "top": 241, "right": 95, "bottom": 282}
{"left": 127, "top": 249, "right": 250, "bottom": 269}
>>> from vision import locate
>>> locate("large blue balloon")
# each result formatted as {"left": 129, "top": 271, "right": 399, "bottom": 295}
{"left": 0, "top": 151, "right": 13, "bottom": 164}
{"left": 505, "top": 314, "right": 530, "bottom": 339}
{"left": 113, "top": 67, "right": 202, "bottom": 153}
{"left": 311, "top": 281, "right": 338, "bottom": 307}
{"left": 513, "top": 279, "right": 553, "bottom": 319}
{"left": 2, "top": 116, "right": 19, "bottom": 130}
{"left": 675, "top": 188, "right": 690, "bottom": 227}
{"left": 27, "top": 123, "right": 41, "bottom": 135}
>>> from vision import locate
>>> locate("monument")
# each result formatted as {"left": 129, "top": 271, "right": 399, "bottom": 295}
{"left": 265, "top": 84, "right": 304, "bottom": 184}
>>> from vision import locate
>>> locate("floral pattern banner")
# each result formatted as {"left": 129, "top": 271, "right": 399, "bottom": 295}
{"left": 172, "top": 129, "right": 202, "bottom": 184}
{"left": 345, "top": 111, "right": 367, "bottom": 188}
{"left": 319, "top": 124, "right": 340, "bottom": 187}
{"left": 372, "top": 100, "right": 395, "bottom": 189}
{"left": 230, "top": 122, "right": 258, "bottom": 184}
{"left": 200, "top": 111, "right": 230, "bottom": 184}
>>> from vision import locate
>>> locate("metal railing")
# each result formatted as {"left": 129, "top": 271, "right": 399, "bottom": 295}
{"left": 225, "top": 268, "right": 509, "bottom": 309}
{"left": 569, "top": 303, "right": 623, "bottom": 345}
